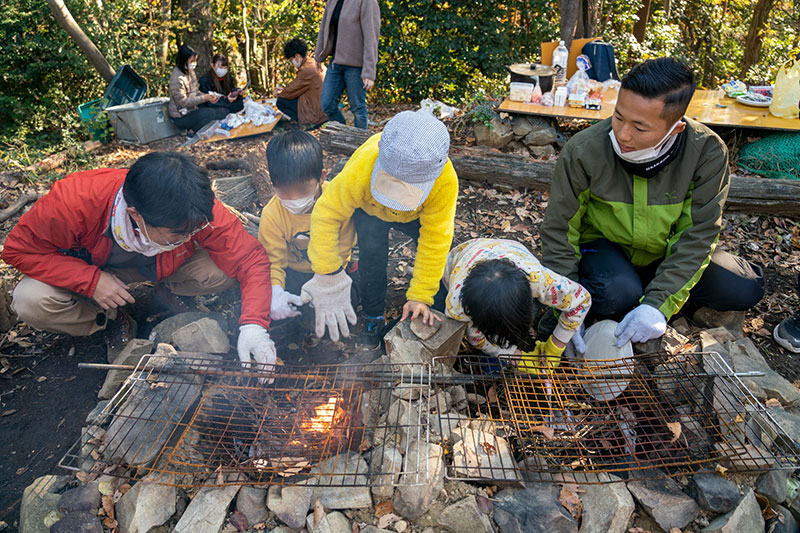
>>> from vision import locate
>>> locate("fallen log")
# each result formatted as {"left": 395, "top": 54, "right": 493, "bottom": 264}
{"left": 212, "top": 174, "right": 259, "bottom": 210}
{"left": 0, "top": 193, "right": 42, "bottom": 223}
{"left": 318, "top": 122, "right": 800, "bottom": 217}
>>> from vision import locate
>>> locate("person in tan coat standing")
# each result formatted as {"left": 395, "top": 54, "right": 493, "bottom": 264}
{"left": 275, "top": 39, "right": 328, "bottom": 128}
{"left": 315, "top": 0, "right": 380, "bottom": 130}
{"left": 168, "top": 44, "right": 229, "bottom": 133}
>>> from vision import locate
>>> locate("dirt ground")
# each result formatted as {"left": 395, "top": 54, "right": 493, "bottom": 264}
{"left": 1, "top": 111, "right": 799, "bottom": 530}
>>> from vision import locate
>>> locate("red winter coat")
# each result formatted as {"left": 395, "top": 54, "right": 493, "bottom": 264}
{"left": 1, "top": 168, "right": 272, "bottom": 329}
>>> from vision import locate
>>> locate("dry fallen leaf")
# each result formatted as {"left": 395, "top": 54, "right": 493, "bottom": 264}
{"left": 765, "top": 398, "right": 782, "bottom": 408}
{"left": 666, "top": 421, "right": 682, "bottom": 444}
{"left": 715, "top": 464, "right": 729, "bottom": 478}
{"left": 1, "top": 409, "right": 17, "bottom": 417}
{"left": 102, "top": 517, "right": 118, "bottom": 529}
{"left": 230, "top": 510, "right": 247, "bottom": 532}
{"left": 16, "top": 466, "right": 28, "bottom": 475}
{"left": 487, "top": 385, "right": 498, "bottom": 404}
{"left": 313, "top": 498, "right": 324, "bottom": 529}
{"left": 375, "top": 500, "right": 394, "bottom": 517}
{"left": 669, "top": 529, "right": 681, "bottom": 533}
{"left": 559, "top": 485, "right": 582, "bottom": 521}
{"left": 532, "top": 424, "right": 555, "bottom": 440}
{"left": 252, "top": 523, "right": 266, "bottom": 531}
{"left": 118, "top": 483, "right": 131, "bottom": 495}
{"left": 101, "top": 495, "right": 115, "bottom": 519}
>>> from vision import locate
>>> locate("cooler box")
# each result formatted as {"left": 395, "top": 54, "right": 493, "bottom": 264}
{"left": 101, "top": 65, "right": 147, "bottom": 108}
{"left": 105, "top": 97, "right": 180, "bottom": 144}
{"left": 77, "top": 98, "right": 107, "bottom": 142}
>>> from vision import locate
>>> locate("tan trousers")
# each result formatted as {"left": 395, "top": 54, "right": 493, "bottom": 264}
{"left": 11, "top": 248, "right": 235, "bottom": 336}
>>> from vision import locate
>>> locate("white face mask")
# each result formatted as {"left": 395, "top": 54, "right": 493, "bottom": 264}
{"left": 215, "top": 66, "right": 228, "bottom": 77}
{"left": 291, "top": 58, "right": 303, "bottom": 69}
{"left": 609, "top": 120, "right": 682, "bottom": 163}
{"left": 188, "top": 62, "right": 197, "bottom": 71}
{"left": 138, "top": 221, "right": 182, "bottom": 253}
{"left": 279, "top": 185, "right": 318, "bottom": 215}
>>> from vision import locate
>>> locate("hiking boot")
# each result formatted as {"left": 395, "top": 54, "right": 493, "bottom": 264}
{"left": 358, "top": 315, "right": 398, "bottom": 349}
{"left": 152, "top": 284, "right": 193, "bottom": 316}
{"left": 774, "top": 312, "right": 800, "bottom": 353}
{"left": 105, "top": 309, "right": 137, "bottom": 357}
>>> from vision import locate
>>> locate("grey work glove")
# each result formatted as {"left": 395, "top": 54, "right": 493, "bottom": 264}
{"left": 615, "top": 304, "right": 667, "bottom": 346}
{"left": 237, "top": 324, "right": 277, "bottom": 384}
{"left": 300, "top": 271, "right": 357, "bottom": 342}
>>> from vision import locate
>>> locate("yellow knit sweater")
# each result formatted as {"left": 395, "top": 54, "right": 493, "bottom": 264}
{"left": 309, "top": 134, "right": 459, "bottom": 305}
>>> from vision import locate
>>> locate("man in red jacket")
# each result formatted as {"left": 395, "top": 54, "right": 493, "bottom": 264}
{"left": 1, "top": 152, "right": 275, "bottom": 367}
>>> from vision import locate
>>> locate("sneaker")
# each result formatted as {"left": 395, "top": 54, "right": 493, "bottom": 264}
{"left": 774, "top": 313, "right": 800, "bottom": 353}
{"left": 105, "top": 310, "right": 138, "bottom": 357}
{"left": 358, "top": 315, "right": 398, "bottom": 349}
{"left": 152, "top": 284, "right": 193, "bottom": 316}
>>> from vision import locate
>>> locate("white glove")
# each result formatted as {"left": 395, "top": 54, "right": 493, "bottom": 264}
{"left": 270, "top": 285, "right": 303, "bottom": 320}
{"left": 570, "top": 323, "right": 586, "bottom": 354}
{"left": 237, "top": 325, "right": 277, "bottom": 383}
{"left": 300, "top": 271, "right": 357, "bottom": 342}
{"left": 615, "top": 304, "right": 667, "bottom": 347}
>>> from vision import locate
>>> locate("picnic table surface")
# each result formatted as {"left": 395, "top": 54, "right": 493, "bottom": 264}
{"left": 499, "top": 89, "right": 800, "bottom": 131}
{"left": 199, "top": 100, "right": 282, "bottom": 143}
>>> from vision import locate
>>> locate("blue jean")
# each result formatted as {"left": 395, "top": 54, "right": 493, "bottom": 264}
{"left": 320, "top": 63, "right": 368, "bottom": 130}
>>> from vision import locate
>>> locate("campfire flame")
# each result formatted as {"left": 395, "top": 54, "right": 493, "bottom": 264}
{"left": 302, "top": 396, "right": 343, "bottom": 433}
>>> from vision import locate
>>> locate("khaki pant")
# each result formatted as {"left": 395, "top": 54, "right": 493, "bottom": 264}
{"left": 11, "top": 248, "right": 235, "bottom": 336}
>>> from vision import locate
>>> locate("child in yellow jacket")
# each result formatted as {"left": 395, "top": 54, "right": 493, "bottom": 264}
{"left": 301, "top": 110, "right": 458, "bottom": 344}
{"left": 258, "top": 131, "right": 356, "bottom": 322}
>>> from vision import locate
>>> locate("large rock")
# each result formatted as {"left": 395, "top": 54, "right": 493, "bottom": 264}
{"left": 116, "top": 478, "right": 177, "bottom": 533}
{"left": 702, "top": 487, "right": 765, "bottom": 533}
{"left": 57, "top": 483, "right": 101, "bottom": 515}
{"left": 452, "top": 427, "right": 519, "bottom": 481}
{"left": 49, "top": 511, "right": 103, "bottom": 533}
{"left": 524, "top": 127, "right": 558, "bottom": 146}
{"left": 306, "top": 511, "right": 351, "bottom": 533}
{"left": 627, "top": 477, "right": 700, "bottom": 531}
{"left": 173, "top": 484, "right": 240, "bottom": 533}
{"left": 437, "top": 495, "right": 493, "bottom": 533}
{"left": 579, "top": 473, "right": 635, "bottom": 533}
{"left": 693, "top": 307, "right": 745, "bottom": 338}
{"left": 689, "top": 473, "right": 741, "bottom": 514}
{"left": 726, "top": 340, "right": 800, "bottom": 405}
{"left": 19, "top": 475, "right": 69, "bottom": 533}
{"left": 374, "top": 399, "right": 419, "bottom": 450}
{"left": 148, "top": 312, "right": 229, "bottom": 345}
{"left": 370, "top": 444, "right": 404, "bottom": 500}
{"left": 494, "top": 485, "right": 578, "bottom": 533}
{"left": 171, "top": 317, "right": 230, "bottom": 353}
{"left": 310, "top": 452, "right": 372, "bottom": 509}
{"left": 384, "top": 314, "right": 466, "bottom": 368}
{"left": 99, "top": 339, "right": 154, "bottom": 398}
{"left": 267, "top": 483, "right": 313, "bottom": 530}
{"left": 756, "top": 469, "right": 789, "bottom": 505}
{"left": 429, "top": 412, "right": 468, "bottom": 442}
{"left": 236, "top": 486, "right": 268, "bottom": 527}
{"left": 769, "top": 505, "right": 800, "bottom": 533}
{"left": 528, "top": 145, "right": 556, "bottom": 158}
{"left": 474, "top": 117, "right": 514, "bottom": 149}
{"left": 393, "top": 441, "right": 444, "bottom": 520}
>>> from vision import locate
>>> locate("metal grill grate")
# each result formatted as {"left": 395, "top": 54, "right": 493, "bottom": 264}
{"left": 433, "top": 351, "right": 800, "bottom": 483}
{"left": 60, "top": 355, "right": 431, "bottom": 488}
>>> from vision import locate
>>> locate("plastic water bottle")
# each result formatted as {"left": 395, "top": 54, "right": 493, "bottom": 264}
{"left": 553, "top": 40, "right": 569, "bottom": 84}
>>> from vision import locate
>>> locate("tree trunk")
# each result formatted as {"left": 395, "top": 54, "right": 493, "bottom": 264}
{"left": 560, "top": 0, "right": 581, "bottom": 49}
{"left": 181, "top": 0, "right": 214, "bottom": 74}
{"left": 582, "top": 0, "right": 599, "bottom": 37}
{"left": 317, "top": 123, "right": 800, "bottom": 216}
{"left": 0, "top": 280, "right": 17, "bottom": 333}
{"left": 740, "top": 0, "right": 775, "bottom": 77}
{"left": 157, "top": 0, "right": 172, "bottom": 73}
{"left": 47, "top": 0, "right": 115, "bottom": 82}
{"left": 633, "top": 0, "right": 652, "bottom": 42}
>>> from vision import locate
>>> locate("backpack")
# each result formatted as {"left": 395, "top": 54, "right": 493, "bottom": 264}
{"left": 582, "top": 40, "right": 620, "bottom": 82}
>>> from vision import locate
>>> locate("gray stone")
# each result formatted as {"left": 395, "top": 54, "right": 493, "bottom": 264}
{"left": 171, "top": 317, "right": 230, "bottom": 353}
{"left": 361, "top": 528, "right": 393, "bottom": 533}
{"left": 116, "top": 478, "right": 177, "bottom": 533}
{"left": 512, "top": 116, "right": 536, "bottom": 137}
{"left": 494, "top": 485, "right": 578, "bottom": 533}
{"left": 19, "top": 475, "right": 69, "bottom": 533}
{"left": 49, "top": 512, "right": 103, "bottom": 533}
{"left": 474, "top": 117, "right": 514, "bottom": 149}
{"left": 430, "top": 391, "right": 451, "bottom": 413}
{"left": 757, "top": 469, "right": 789, "bottom": 505}
{"left": 173, "top": 484, "right": 239, "bottom": 533}
{"left": 236, "top": 486, "right": 268, "bottom": 527}
{"left": 269, "top": 528, "right": 299, "bottom": 533}
{"left": 306, "top": 511, "right": 351, "bottom": 533}
{"left": 694, "top": 307, "right": 745, "bottom": 338}
{"left": 85, "top": 400, "right": 110, "bottom": 425}
{"left": 438, "top": 495, "right": 493, "bottom": 533}
{"left": 627, "top": 477, "right": 700, "bottom": 531}
{"left": 528, "top": 144, "right": 556, "bottom": 158}
{"left": 452, "top": 427, "right": 520, "bottom": 481}
{"left": 429, "top": 412, "right": 467, "bottom": 441}
{"left": 410, "top": 313, "right": 442, "bottom": 340}
{"left": 449, "top": 385, "right": 467, "bottom": 410}
{"left": 375, "top": 399, "right": 419, "bottom": 450}
{"left": 393, "top": 441, "right": 444, "bottom": 520}
{"left": 768, "top": 505, "right": 800, "bottom": 533}
{"left": 702, "top": 487, "right": 765, "bottom": 533}
{"left": 726, "top": 341, "right": 800, "bottom": 405}
{"left": 420, "top": 315, "right": 466, "bottom": 358}
{"left": 579, "top": 474, "right": 634, "bottom": 533}
{"left": 699, "top": 330, "right": 734, "bottom": 367}
{"left": 523, "top": 127, "right": 558, "bottom": 146}
{"left": 57, "top": 484, "right": 101, "bottom": 515}
{"left": 267, "top": 483, "right": 312, "bottom": 530}
{"left": 99, "top": 339, "right": 154, "bottom": 398}
{"left": 767, "top": 407, "right": 800, "bottom": 448}
{"left": 310, "top": 452, "right": 372, "bottom": 509}
{"left": 690, "top": 473, "right": 741, "bottom": 514}
{"left": 673, "top": 316, "right": 692, "bottom": 335}
{"left": 385, "top": 321, "right": 434, "bottom": 367}
{"left": 370, "top": 444, "right": 404, "bottom": 500}
{"left": 148, "top": 312, "right": 229, "bottom": 345}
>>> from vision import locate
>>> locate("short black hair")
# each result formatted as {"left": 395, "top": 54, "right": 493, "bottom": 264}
{"left": 123, "top": 152, "right": 214, "bottom": 233}
{"left": 461, "top": 258, "right": 533, "bottom": 349}
{"left": 283, "top": 38, "right": 308, "bottom": 59}
{"left": 211, "top": 54, "right": 228, "bottom": 66}
{"left": 621, "top": 57, "right": 696, "bottom": 122}
{"left": 176, "top": 44, "right": 197, "bottom": 74}
{"left": 266, "top": 131, "right": 323, "bottom": 186}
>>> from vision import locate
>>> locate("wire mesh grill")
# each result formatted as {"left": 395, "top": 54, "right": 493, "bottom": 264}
{"left": 60, "top": 354, "right": 431, "bottom": 488}
{"left": 433, "top": 351, "right": 800, "bottom": 483}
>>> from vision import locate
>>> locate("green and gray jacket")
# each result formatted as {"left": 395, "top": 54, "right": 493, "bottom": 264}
{"left": 541, "top": 117, "right": 729, "bottom": 319}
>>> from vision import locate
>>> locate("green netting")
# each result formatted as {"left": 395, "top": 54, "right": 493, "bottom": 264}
{"left": 738, "top": 132, "right": 800, "bottom": 180}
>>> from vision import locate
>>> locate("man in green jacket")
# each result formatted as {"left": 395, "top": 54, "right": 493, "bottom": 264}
{"left": 541, "top": 57, "right": 764, "bottom": 348}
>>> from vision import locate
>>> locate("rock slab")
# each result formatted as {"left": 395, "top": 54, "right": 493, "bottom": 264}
{"left": 701, "top": 487, "right": 765, "bottom": 533}
{"left": 173, "top": 484, "right": 239, "bottom": 533}
{"left": 579, "top": 474, "right": 635, "bottom": 533}
{"left": 690, "top": 473, "right": 741, "bottom": 514}
{"left": 393, "top": 441, "right": 444, "bottom": 520}
{"left": 627, "top": 477, "right": 700, "bottom": 531}
{"left": 756, "top": 469, "right": 789, "bottom": 505}
{"left": 268, "top": 483, "right": 312, "bottom": 530}
{"left": 235, "top": 486, "right": 268, "bottom": 527}
{"left": 57, "top": 483, "right": 101, "bottom": 515}
{"left": 494, "top": 484, "right": 578, "bottom": 533}
{"left": 116, "top": 479, "right": 177, "bottom": 533}
{"left": 306, "top": 510, "right": 351, "bottom": 533}
{"left": 437, "top": 495, "right": 493, "bottom": 533}
{"left": 49, "top": 511, "right": 103, "bottom": 533}
{"left": 99, "top": 339, "right": 154, "bottom": 399}
{"left": 171, "top": 317, "right": 230, "bottom": 353}
{"left": 310, "top": 452, "right": 372, "bottom": 509}
{"left": 19, "top": 475, "right": 69, "bottom": 533}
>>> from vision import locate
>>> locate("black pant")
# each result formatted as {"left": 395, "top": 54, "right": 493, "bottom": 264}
{"left": 276, "top": 97, "right": 299, "bottom": 122}
{"left": 577, "top": 239, "right": 765, "bottom": 320}
{"left": 201, "top": 97, "right": 244, "bottom": 114}
{"left": 170, "top": 106, "right": 228, "bottom": 133}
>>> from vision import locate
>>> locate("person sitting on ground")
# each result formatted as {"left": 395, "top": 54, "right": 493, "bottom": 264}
{"left": 774, "top": 274, "right": 800, "bottom": 353}
{"left": 274, "top": 38, "right": 328, "bottom": 129}
{"left": 437, "top": 238, "right": 591, "bottom": 368}
{"left": 168, "top": 44, "right": 229, "bottom": 133}
{"left": 198, "top": 53, "right": 245, "bottom": 114}
{"left": 540, "top": 57, "right": 764, "bottom": 350}
{"left": 257, "top": 131, "right": 357, "bottom": 328}
{"left": 301, "top": 110, "right": 458, "bottom": 345}
{"left": 1, "top": 152, "right": 276, "bottom": 368}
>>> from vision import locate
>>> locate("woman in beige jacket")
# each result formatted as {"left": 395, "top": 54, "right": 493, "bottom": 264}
{"left": 168, "top": 45, "right": 228, "bottom": 133}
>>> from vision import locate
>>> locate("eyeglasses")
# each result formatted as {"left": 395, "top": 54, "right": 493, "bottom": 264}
{"left": 141, "top": 218, "right": 211, "bottom": 247}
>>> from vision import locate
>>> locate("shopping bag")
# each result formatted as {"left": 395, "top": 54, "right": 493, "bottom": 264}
{"left": 770, "top": 58, "right": 800, "bottom": 119}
